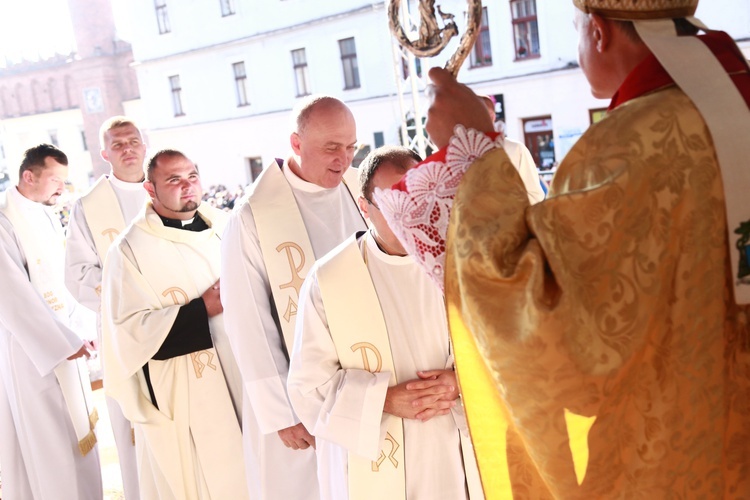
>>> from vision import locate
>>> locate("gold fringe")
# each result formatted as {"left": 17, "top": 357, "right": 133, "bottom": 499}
{"left": 78, "top": 429, "right": 98, "bottom": 456}
{"left": 131, "top": 427, "right": 136, "bottom": 446}
{"left": 89, "top": 407, "right": 99, "bottom": 430}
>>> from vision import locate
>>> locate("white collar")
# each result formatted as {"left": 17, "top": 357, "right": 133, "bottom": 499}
{"left": 282, "top": 159, "right": 339, "bottom": 194}
{"left": 364, "top": 230, "right": 411, "bottom": 266}
{"left": 109, "top": 172, "right": 145, "bottom": 191}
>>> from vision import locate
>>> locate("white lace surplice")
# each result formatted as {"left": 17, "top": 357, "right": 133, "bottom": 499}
{"left": 374, "top": 126, "right": 504, "bottom": 290}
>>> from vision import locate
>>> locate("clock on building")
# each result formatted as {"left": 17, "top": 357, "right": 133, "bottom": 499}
{"left": 83, "top": 88, "right": 104, "bottom": 114}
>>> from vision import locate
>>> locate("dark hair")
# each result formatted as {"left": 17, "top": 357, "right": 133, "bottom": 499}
{"left": 146, "top": 149, "right": 189, "bottom": 182}
{"left": 19, "top": 144, "right": 68, "bottom": 178}
{"left": 358, "top": 146, "right": 422, "bottom": 201}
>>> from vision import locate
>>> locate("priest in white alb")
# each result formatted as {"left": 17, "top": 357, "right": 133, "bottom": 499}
{"left": 287, "top": 146, "right": 483, "bottom": 500}
{"left": 65, "top": 116, "right": 148, "bottom": 500}
{"left": 0, "top": 144, "right": 102, "bottom": 499}
{"left": 221, "top": 95, "right": 366, "bottom": 499}
{"left": 101, "top": 149, "right": 248, "bottom": 500}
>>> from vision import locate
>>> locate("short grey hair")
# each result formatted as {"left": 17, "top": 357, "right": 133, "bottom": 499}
{"left": 291, "top": 95, "right": 347, "bottom": 136}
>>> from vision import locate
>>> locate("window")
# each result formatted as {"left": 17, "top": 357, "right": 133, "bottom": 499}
{"left": 338, "top": 38, "right": 360, "bottom": 90}
{"left": 510, "top": 0, "right": 539, "bottom": 60}
{"left": 470, "top": 7, "right": 493, "bottom": 67}
{"left": 155, "top": 0, "right": 170, "bottom": 34}
{"left": 352, "top": 145, "right": 371, "bottom": 169}
{"left": 401, "top": 57, "right": 422, "bottom": 80}
{"left": 233, "top": 62, "right": 249, "bottom": 106}
{"left": 220, "top": 0, "right": 235, "bottom": 16}
{"left": 523, "top": 116, "right": 555, "bottom": 170}
{"left": 291, "top": 49, "right": 311, "bottom": 97}
{"left": 80, "top": 130, "right": 88, "bottom": 151}
{"left": 374, "top": 132, "right": 385, "bottom": 148}
{"left": 247, "top": 157, "right": 263, "bottom": 182}
{"left": 169, "top": 75, "right": 184, "bottom": 116}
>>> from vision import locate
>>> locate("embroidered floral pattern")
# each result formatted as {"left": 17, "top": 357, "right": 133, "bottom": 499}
{"left": 374, "top": 126, "right": 503, "bottom": 289}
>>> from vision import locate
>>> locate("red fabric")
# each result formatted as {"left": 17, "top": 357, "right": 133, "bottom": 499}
{"left": 609, "top": 31, "right": 750, "bottom": 110}
{"left": 391, "top": 131, "right": 502, "bottom": 193}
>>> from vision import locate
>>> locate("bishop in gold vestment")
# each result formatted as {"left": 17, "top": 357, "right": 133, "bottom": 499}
{"left": 376, "top": 1, "right": 750, "bottom": 498}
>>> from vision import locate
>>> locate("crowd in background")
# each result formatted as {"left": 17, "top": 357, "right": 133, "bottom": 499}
{"left": 56, "top": 183, "right": 249, "bottom": 227}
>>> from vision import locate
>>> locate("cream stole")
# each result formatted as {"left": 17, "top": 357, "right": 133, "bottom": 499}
{"left": 0, "top": 190, "right": 98, "bottom": 456}
{"left": 123, "top": 203, "right": 247, "bottom": 500}
{"left": 80, "top": 175, "right": 127, "bottom": 264}
{"left": 316, "top": 232, "right": 407, "bottom": 500}
{"left": 634, "top": 18, "right": 750, "bottom": 304}
{"left": 249, "top": 159, "right": 362, "bottom": 354}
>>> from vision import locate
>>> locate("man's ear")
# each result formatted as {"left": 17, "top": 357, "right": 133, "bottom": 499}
{"left": 21, "top": 169, "right": 35, "bottom": 185}
{"left": 358, "top": 196, "right": 370, "bottom": 220}
{"left": 590, "top": 13, "right": 611, "bottom": 53}
{"left": 290, "top": 132, "right": 302, "bottom": 156}
{"left": 100, "top": 148, "right": 109, "bottom": 162}
{"left": 143, "top": 180, "right": 156, "bottom": 200}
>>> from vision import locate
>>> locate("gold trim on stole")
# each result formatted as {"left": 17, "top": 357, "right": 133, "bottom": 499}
{"left": 316, "top": 233, "right": 407, "bottom": 500}
{"left": 0, "top": 190, "right": 98, "bottom": 456}
{"left": 249, "top": 161, "right": 363, "bottom": 353}
{"left": 80, "top": 175, "right": 128, "bottom": 262}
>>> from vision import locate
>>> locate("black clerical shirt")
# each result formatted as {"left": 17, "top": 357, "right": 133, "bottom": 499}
{"left": 143, "top": 213, "right": 214, "bottom": 409}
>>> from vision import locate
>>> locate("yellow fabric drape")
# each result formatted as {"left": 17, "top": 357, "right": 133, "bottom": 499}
{"left": 446, "top": 87, "right": 750, "bottom": 498}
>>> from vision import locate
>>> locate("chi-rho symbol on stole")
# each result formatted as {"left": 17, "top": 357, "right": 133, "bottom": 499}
{"left": 162, "top": 286, "right": 217, "bottom": 379}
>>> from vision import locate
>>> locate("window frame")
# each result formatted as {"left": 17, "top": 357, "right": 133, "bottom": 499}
{"left": 291, "top": 48, "right": 311, "bottom": 97}
{"left": 154, "top": 0, "right": 171, "bottom": 34}
{"left": 510, "top": 0, "right": 540, "bottom": 61}
{"left": 233, "top": 62, "right": 249, "bottom": 107}
{"left": 169, "top": 75, "right": 184, "bottom": 117}
{"left": 220, "top": 0, "right": 235, "bottom": 17}
{"left": 470, "top": 7, "right": 493, "bottom": 68}
{"left": 338, "top": 37, "right": 361, "bottom": 90}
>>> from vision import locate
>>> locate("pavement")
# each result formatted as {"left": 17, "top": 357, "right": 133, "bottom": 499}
{"left": 95, "top": 387, "right": 127, "bottom": 500}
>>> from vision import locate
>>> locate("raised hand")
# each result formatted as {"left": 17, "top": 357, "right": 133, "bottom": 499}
{"left": 425, "top": 67, "right": 495, "bottom": 149}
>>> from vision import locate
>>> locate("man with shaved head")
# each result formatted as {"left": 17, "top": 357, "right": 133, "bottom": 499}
{"left": 221, "top": 95, "right": 366, "bottom": 499}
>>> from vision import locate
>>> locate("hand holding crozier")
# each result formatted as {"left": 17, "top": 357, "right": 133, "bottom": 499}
{"left": 425, "top": 67, "right": 495, "bottom": 149}
{"left": 387, "top": 0, "right": 493, "bottom": 149}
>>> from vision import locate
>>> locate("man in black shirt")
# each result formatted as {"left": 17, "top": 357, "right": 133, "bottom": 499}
{"left": 101, "top": 149, "right": 249, "bottom": 499}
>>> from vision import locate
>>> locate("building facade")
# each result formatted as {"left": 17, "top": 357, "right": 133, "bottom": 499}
{"left": 0, "top": 0, "right": 140, "bottom": 189}
{"left": 5, "top": 0, "right": 746, "bottom": 190}
{"left": 122, "top": 0, "right": 750, "bottom": 188}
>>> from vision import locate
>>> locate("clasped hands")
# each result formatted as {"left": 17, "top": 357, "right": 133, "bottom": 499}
{"left": 384, "top": 369, "right": 459, "bottom": 422}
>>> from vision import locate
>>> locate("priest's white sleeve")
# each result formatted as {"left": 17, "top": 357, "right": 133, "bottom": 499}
{"left": 0, "top": 215, "right": 82, "bottom": 376}
{"left": 221, "top": 205, "right": 301, "bottom": 434}
{"left": 65, "top": 199, "right": 102, "bottom": 312}
{"left": 288, "top": 268, "right": 391, "bottom": 460}
{"left": 504, "top": 138, "right": 545, "bottom": 204}
{"left": 102, "top": 240, "right": 179, "bottom": 382}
